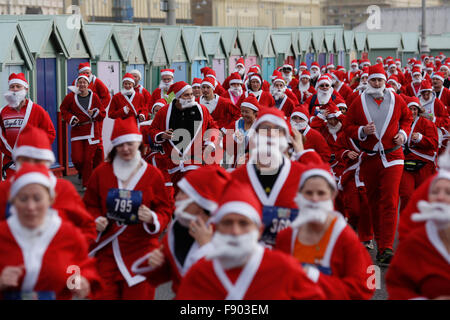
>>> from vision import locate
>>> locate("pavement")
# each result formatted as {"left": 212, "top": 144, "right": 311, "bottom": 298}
{"left": 65, "top": 174, "right": 394, "bottom": 300}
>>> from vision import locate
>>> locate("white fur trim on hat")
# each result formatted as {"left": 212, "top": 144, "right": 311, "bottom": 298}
{"left": 161, "top": 70, "right": 174, "bottom": 77}
{"left": 13, "top": 146, "right": 55, "bottom": 163}
{"left": 241, "top": 102, "right": 259, "bottom": 112}
{"left": 10, "top": 172, "right": 54, "bottom": 200}
{"left": 178, "top": 178, "right": 218, "bottom": 212}
{"left": 432, "top": 170, "right": 450, "bottom": 187}
{"left": 300, "top": 74, "right": 311, "bottom": 79}
{"left": 368, "top": 73, "right": 387, "bottom": 81}
{"left": 317, "top": 78, "right": 331, "bottom": 87}
{"left": 123, "top": 77, "right": 135, "bottom": 85}
{"left": 175, "top": 84, "right": 192, "bottom": 99}
{"left": 273, "top": 78, "right": 286, "bottom": 85}
{"left": 111, "top": 134, "right": 143, "bottom": 147}
{"left": 77, "top": 74, "right": 90, "bottom": 84}
{"left": 211, "top": 201, "right": 261, "bottom": 226}
{"left": 191, "top": 83, "right": 201, "bottom": 88}
{"left": 432, "top": 74, "right": 445, "bottom": 82}
{"left": 129, "top": 70, "right": 142, "bottom": 79}
{"left": 291, "top": 112, "right": 309, "bottom": 122}
{"left": 202, "top": 80, "right": 215, "bottom": 89}
{"left": 9, "top": 79, "right": 29, "bottom": 89}
{"left": 254, "top": 114, "right": 289, "bottom": 134}
{"left": 249, "top": 75, "right": 262, "bottom": 84}
{"left": 229, "top": 79, "right": 243, "bottom": 85}
{"left": 299, "top": 169, "right": 336, "bottom": 191}
{"left": 79, "top": 66, "right": 91, "bottom": 73}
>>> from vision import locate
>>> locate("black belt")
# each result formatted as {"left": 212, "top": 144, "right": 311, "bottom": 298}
{"left": 75, "top": 120, "right": 94, "bottom": 126}
{"left": 360, "top": 145, "right": 401, "bottom": 156}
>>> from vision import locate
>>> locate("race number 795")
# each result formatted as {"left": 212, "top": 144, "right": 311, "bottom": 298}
{"left": 114, "top": 199, "right": 132, "bottom": 213}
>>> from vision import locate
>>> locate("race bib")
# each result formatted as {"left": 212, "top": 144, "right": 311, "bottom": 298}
{"left": 261, "top": 206, "right": 299, "bottom": 246}
{"left": 106, "top": 189, "right": 143, "bottom": 225}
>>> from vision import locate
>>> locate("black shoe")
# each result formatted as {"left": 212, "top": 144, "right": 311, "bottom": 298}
{"left": 377, "top": 248, "right": 394, "bottom": 267}
{"left": 363, "top": 240, "right": 375, "bottom": 251}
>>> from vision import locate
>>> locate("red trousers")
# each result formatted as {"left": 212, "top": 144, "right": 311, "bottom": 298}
{"left": 72, "top": 140, "right": 102, "bottom": 187}
{"left": 342, "top": 178, "right": 373, "bottom": 242}
{"left": 360, "top": 156, "right": 403, "bottom": 252}
{"left": 399, "top": 162, "right": 436, "bottom": 212}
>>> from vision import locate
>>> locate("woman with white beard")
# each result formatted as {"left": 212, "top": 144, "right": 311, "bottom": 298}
{"left": 131, "top": 165, "right": 230, "bottom": 295}
{"left": 275, "top": 165, "right": 375, "bottom": 300}
{"left": 150, "top": 69, "right": 175, "bottom": 107}
{"left": 176, "top": 180, "right": 326, "bottom": 300}
{"left": 83, "top": 117, "right": 173, "bottom": 300}
{"left": 0, "top": 73, "right": 56, "bottom": 179}
{"left": 386, "top": 171, "right": 450, "bottom": 300}
{"left": 0, "top": 163, "right": 102, "bottom": 300}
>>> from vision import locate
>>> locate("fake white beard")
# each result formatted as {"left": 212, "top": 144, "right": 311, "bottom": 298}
{"left": 351, "top": 66, "right": 358, "bottom": 72}
{"left": 412, "top": 78, "right": 422, "bottom": 84}
{"left": 298, "top": 82, "right": 310, "bottom": 92}
{"left": 121, "top": 88, "right": 135, "bottom": 96}
{"left": 271, "top": 86, "right": 286, "bottom": 100}
{"left": 159, "top": 81, "right": 173, "bottom": 92}
{"left": 357, "top": 82, "right": 368, "bottom": 92}
{"left": 291, "top": 193, "right": 333, "bottom": 228}
{"left": 113, "top": 152, "right": 142, "bottom": 182}
{"left": 250, "top": 133, "right": 288, "bottom": 171}
{"left": 311, "top": 70, "right": 320, "bottom": 79}
{"left": 283, "top": 73, "right": 293, "bottom": 83}
{"left": 235, "top": 68, "right": 245, "bottom": 76}
{"left": 327, "top": 121, "right": 343, "bottom": 135}
{"left": 4, "top": 90, "right": 27, "bottom": 108}
{"left": 411, "top": 201, "right": 450, "bottom": 230}
{"left": 230, "top": 86, "right": 243, "bottom": 96}
{"left": 317, "top": 88, "right": 333, "bottom": 105}
{"left": 290, "top": 120, "right": 308, "bottom": 131}
{"left": 174, "top": 198, "right": 198, "bottom": 228}
{"left": 365, "top": 84, "right": 386, "bottom": 99}
{"left": 206, "top": 230, "right": 260, "bottom": 269}
{"left": 179, "top": 97, "right": 196, "bottom": 109}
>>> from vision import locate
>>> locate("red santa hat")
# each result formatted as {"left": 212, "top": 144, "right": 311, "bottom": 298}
{"left": 404, "top": 96, "right": 424, "bottom": 113}
{"left": 202, "top": 77, "right": 216, "bottom": 90}
{"left": 337, "top": 65, "right": 346, "bottom": 72}
{"left": 387, "top": 75, "right": 401, "bottom": 90}
{"left": 310, "top": 62, "right": 320, "bottom": 70}
{"left": 254, "top": 107, "right": 292, "bottom": 137}
{"left": 290, "top": 105, "right": 310, "bottom": 122}
{"left": 317, "top": 75, "right": 332, "bottom": 87}
{"left": 440, "top": 62, "right": 450, "bottom": 72}
{"left": 76, "top": 73, "right": 91, "bottom": 84}
{"left": 360, "top": 59, "right": 371, "bottom": 67}
{"left": 272, "top": 76, "right": 285, "bottom": 85}
{"left": 251, "top": 65, "right": 262, "bottom": 73}
{"left": 122, "top": 73, "right": 135, "bottom": 85}
{"left": 110, "top": 117, "right": 143, "bottom": 147}
{"left": 282, "top": 64, "right": 294, "bottom": 71}
{"left": 191, "top": 78, "right": 202, "bottom": 88}
{"left": 248, "top": 66, "right": 260, "bottom": 77}
{"left": 324, "top": 101, "right": 343, "bottom": 120}
{"left": 236, "top": 57, "right": 245, "bottom": 68}
{"left": 161, "top": 69, "right": 175, "bottom": 77}
{"left": 9, "top": 163, "right": 55, "bottom": 200}
{"left": 407, "top": 58, "right": 415, "bottom": 65}
{"left": 395, "top": 59, "right": 401, "bottom": 66}
{"left": 331, "top": 70, "right": 345, "bottom": 82}
{"left": 300, "top": 70, "right": 311, "bottom": 79}
{"left": 151, "top": 99, "right": 167, "bottom": 114}
{"left": 271, "top": 69, "right": 283, "bottom": 81}
{"left": 205, "top": 69, "right": 217, "bottom": 81}
{"left": 432, "top": 72, "right": 446, "bottom": 83}
{"left": 12, "top": 126, "right": 55, "bottom": 163}
{"left": 326, "top": 63, "right": 335, "bottom": 70}
{"left": 299, "top": 164, "right": 337, "bottom": 192}
{"left": 412, "top": 67, "right": 422, "bottom": 77}
{"left": 376, "top": 56, "right": 383, "bottom": 62}
{"left": 299, "top": 62, "right": 308, "bottom": 70}
{"left": 387, "top": 61, "right": 397, "bottom": 70}
{"left": 241, "top": 95, "right": 260, "bottom": 112}
{"left": 129, "top": 69, "right": 142, "bottom": 79}
{"left": 414, "top": 62, "right": 423, "bottom": 69}
{"left": 419, "top": 80, "right": 433, "bottom": 92}
{"left": 210, "top": 180, "right": 262, "bottom": 226}
{"left": 228, "top": 72, "right": 243, "bottom": 85}
{"left": 78, "top": 62, "right": 91, "bottom": 74}
{"left": 200, "top": 67, "right": 211, "bottom": 76}
{"left": 421, "top": 54, "right": 429, "bottom": 61}
{"left": 425, "top": 62, "right": 435, "bottom": 71}
{"left": 249, "top": 73, "right": 262, "bottom": 84}
{"left": 8, "top": 73, "right": 29, "bottom": 89}
{"left": 351, "top": 60, "right": 358, "bottom": 67}
{"left": 368, "top": 64, "right": 387, "bottom": 81}
{"left": 361, "top": 67, "right": 369, "bottom": 78}
{"left": 168, "top": 81, "right": 192, "bottom": 99}
{"left": 178, "top": 165, "right": 231, "bottom": 213}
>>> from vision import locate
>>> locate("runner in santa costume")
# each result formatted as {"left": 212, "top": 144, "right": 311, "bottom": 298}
{"left": 310, "top": 62, "right": 321, "bottom": 88}
{"left": 198, "top": 77, "right": 240, "bottom": 130}
{"left": 233, "top": 57, "right": 246, "bottom": 79}
{"left": 303, "top": 75, "right": 346, "bottom": 116}
{"left": 387, "top": 75, "right": 404, "bottom": 95}
{"left": 60, "top": 73, "right": 105, "bottom": 189}
{"left": 84, "top": 117, "right": 173, "bottom": 300}
{"left": 147, "top": 81, "right": 220, "bottom": 190}
{"left": 77, "top": 62, "right": 111, "bottom": 110}
{"left": 176, "top": 180, "right": 326, "bottom": 300}
{"left": 281, "top": 64, "right": 297, "bottom": 88}
{"left": 291, "top": 105, "right": 332, "bottom": 164}
{"left": 270, "top": 76, "right": 295, "bottom": 117}
{"left": 131, "top": 165, "right": 230, "bottom": 295}
{"left": 275, "top": 165, "right": 374, "bottom": 300}
{"left": 343, "top": 63, "right": 413, "bottom": 266}
{"left": 0, "top": 126, "right": 97, "bottom": 246}
{"left": 191, "top": 78, "right": 202, "bottom": 100}
{"left": 270, "top": 69, "right": 300, "bottom": 105}
{"left": 386, "top": 170, "right": 450, "bottom": 300}
{"left": 202, "top": 67, "right": 227, "bottom": 96}
{"left": 346, "top": 60, "right": 360, "bottom": 84}
{"left": 129, "top": 69, "right": 152, "bottom": 119}
{"left": 399, "top": 96, "right": 439, "bottom": 212}
{"left": 1, "top": 73, "right": 56, "bottom": 179}
{"left": 331, "top": 70, "right": 353, "bottom": 101}
{"left": 292, "top": 70, "right": 317, "bottom": 105}
{"left": 221, "top": 72, "right": 244, "bottom": 106}
{"left": 244, "top": 66, "right": 271, "bottom": 92}
{"left": 386, "top": 60, "right": 406, "bottom": 86}
{"left": 0, "top": 163, "right": 102, "bottom": 300}
{"left": 432, "top": 71, "right": 450, "bottom": 107}
{"left": 223, "top": 95, "right": 260, "bottom": 169}
{"left": 347, "top": 67, "right": 370, "bottom": 106}
{"left": 236, "top": 73, "right": 275, "bottom": 109}
{"left": 108, "top": 73, "right": 146, "bottom": 124}
{"left": 439, "top": 62, "right": 450, "bottom": 88}
{"left": 150, "top": 69, "right": 175, "bottom": 107}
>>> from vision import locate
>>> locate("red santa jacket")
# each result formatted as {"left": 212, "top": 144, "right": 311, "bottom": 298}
{"left": 275, "top": 214, "right": 375, "bottom": 300}
{"left": 386, "top": 222, "right": 450, "bottom": 300}
{"left": 108, "top": 91, "right": 146, "bottom": 121}
{"left": 421, "top": 97, "right": 450, "bottom": 130}
{"left": 89, "top": 76, "right": 111, "bottom": 110}
{"left": 214, "top": 83, "right": 227, "bottom": 96}
{"left": 344, "top": 90, "right": 413, "bottom": 168}
{"left": 83, "top": 160, "right": 173, "bottom": 287}
{"left": 135, "top": 84, "right": 152, "bottom": 119}
{"left": 335, "top": 134, "right": 365, "bottom": 189}
{"left": 0, "top": 177, "right": 97, "bottom": 246}
{"left": 435, "top": 87, "right": 450, "bottom": 107}
{"left": 335, "top": 82, "right": 354, "bottom": 101}
{"left": 304, "top": 90, "right": 347, "bottom": 115}
{"left": 0, "top": 212, "right": 102, "bottom": 300}
{"left": 285, "top": 88, "right": 300, "bottom": 106}
{"left": 274, "top": 94, "right": 296, "bottom": 118}
{"left": 405, "top": 82, "right": 422, "bottom": 97}
{"left": 146, "top": 102, "right": 220, "bottom": 175}
{"left": 405, "top": 116, "right": 439, "bottom": 164}
{"left": 303, "top": 125, "right": 332, "bottom": 164}
{"left": 292, "top": 84, "right": 317, "bottom": 105}
{"left": 176, "top": 246, "right": 325, "bottom": 300}
{"left": 221, "top": 89, "right": 244, "bottom": 106}
{"left": 236, "top": 90, "right": 275, "bottom": 109}
{"left": 0, "top": 100, "right": 56, "bottom": 159}
{"left": 150, "top": 87, "right": 167, "bottom": 108}
{"left": 198, "top": 95, "right": 241, "bottom": 130}
{"left": 60, "top": 91, "right": 105, "bottom": 145}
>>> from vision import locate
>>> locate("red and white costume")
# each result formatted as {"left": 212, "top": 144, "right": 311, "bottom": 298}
{"left": 77, "top": 63, "right": 112, "bottom": 110}
{"left": 109, "top": 73, "right": 146, "bottom": 123}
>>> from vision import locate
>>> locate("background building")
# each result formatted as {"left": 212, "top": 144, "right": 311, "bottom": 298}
{"left": 0, "top": 0, "right": 64, "bottom": 15}
{"left": 321, "top": 0, "right": 442, "bottom": 30}
{"left": 191, "top": 0, "right": 321, "bottom": 27}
